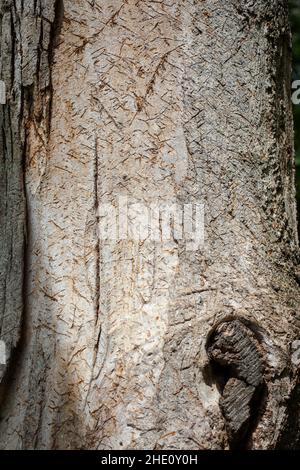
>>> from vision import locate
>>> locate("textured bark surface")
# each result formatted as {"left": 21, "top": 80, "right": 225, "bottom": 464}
{"left": 0, "top": 0, "right": 300, "bottom": 450}
{"left": 0, "top": 0, "right": 61, "bottom": 381}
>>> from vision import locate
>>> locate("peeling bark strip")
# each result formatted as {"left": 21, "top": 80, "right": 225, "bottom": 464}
{"left": 0, "top": 0, "right": 62, "bottom": 381}
{"left": 207, "top": 319, "right": 265, "bottom": 447}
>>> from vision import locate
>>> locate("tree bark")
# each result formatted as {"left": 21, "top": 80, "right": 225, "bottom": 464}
{"left": 0, "top": 0, "right": 300, "bottom": 450}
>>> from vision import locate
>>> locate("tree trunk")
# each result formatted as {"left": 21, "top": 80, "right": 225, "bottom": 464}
{"left": 0, "top": 0, "right": 300, "bottom": 450}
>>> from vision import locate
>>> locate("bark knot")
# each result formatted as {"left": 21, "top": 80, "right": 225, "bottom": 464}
{"left": 207, "top": 319, "right": 265, "bottom": 448}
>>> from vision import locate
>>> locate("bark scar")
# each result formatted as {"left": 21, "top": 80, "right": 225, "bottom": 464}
{"left": 206, "top": 319, "right": 265, "bottom": 448}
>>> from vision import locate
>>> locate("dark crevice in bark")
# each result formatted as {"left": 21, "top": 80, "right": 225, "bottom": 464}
{"left": 49, "top": 0, "right": 64, "bottom": 59}
{"left": 47, "top": 0, "right": 64, "bottom": 136}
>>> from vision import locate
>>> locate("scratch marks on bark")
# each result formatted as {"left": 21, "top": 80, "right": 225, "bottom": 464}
{"left": 0, "top": 0, "right": 299, "bottom": 451}
{"left": 136, "top": 47, "right": 178, "bottom": 114}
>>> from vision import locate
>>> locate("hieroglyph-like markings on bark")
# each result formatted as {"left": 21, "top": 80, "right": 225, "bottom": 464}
{"left": 207, "top": 319, "right": 265, "bottom": 446}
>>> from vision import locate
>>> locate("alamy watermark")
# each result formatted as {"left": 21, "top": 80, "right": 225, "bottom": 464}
{"left": 98, "top": 196, "right": 204, "bottom": 251}
{"left": 292, "top": 80, "right": 300, "bottom": 105}
{"left": 0, "top": 341, "right": 6, "bottom": 365}
{"left": 0, "top": 80, "right": 6, "bottom": 104}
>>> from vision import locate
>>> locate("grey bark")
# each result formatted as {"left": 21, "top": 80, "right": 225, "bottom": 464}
{"left": 0, "top": 0, "right": 61, "bottom": 380}
{"left": 0, "top": 0, "right": 300, "bottom": 450}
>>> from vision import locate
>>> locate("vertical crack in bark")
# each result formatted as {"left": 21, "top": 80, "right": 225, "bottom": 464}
{"left": 90, "top": 135, "right": 102, "bottom": 384}
{"left": 47, "top": 0, "right": 64, "bottom": 136}
{"left": 207, "top": 319, "right": 266, "bottom": 448}
{"left": 94, "top": 135, "right": 100, "bottom": 327}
